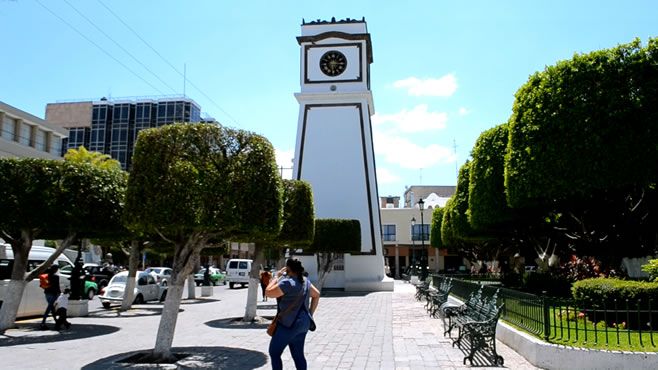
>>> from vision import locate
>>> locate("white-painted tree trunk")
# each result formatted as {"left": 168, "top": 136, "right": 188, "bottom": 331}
{"left": 242, "top": 244, "right": 266, "bottom": 322}
{"left": 0, "top": 280, "right": 27, "bottom": 332}
{"left": 316, "top": 252, "right": 336, "bottom": 292}
{"left": 152, "top": 283, "right": 184, "bottom": 361}
{"left": 186, "top": 252, "right": 200, "bottom": 299}
{"left": 0, "top": 231, "right": 75, "bottom": 333}
{"left": 120, "top": 241, "right": 139, "bottom": 311}
{"left": 151, "top": 236, "right": 203, "bottom": 361}
{"left": 187, "top": 275, "right": 196, "bottom": 299}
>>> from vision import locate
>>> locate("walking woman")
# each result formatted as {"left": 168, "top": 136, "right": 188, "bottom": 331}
{"left": 266, "top": 259, "right": 320, "bottom": 370}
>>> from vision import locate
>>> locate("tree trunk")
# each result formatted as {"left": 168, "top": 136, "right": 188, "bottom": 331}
{"left": 243, "top": 244, "right": 266, "bottom": 322}
{"left": 316, "top": 252, "right": 336, "bottom": 292}
{"left": 0, "top": 231, "right": 32, "bottom": 333}
{"left": 152, "top": 283, "right": 184, "bottom": 362}
{"left": 120, "top": 241, "right": 139, "bottom": 311}
{"left": 186, "top": 251, "right": 200, "bottom": 299}
{"left": 151, "top": 236, "right": 202, "bottom": 361}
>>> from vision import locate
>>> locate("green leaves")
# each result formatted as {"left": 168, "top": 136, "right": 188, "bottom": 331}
{"left": 278, "top": 179, "right": 315, "bottom": 246}
{"left": 506, "top": 38, "right": 658, "bottom": 208}
{"left": 124, "top": 123, "right": 284, "bottom": 243}
{"left": 0, "top": 158, "right": 127, "bottom": 239}
{"left": 308, "top": 219, "right": 361, "bottom": 253}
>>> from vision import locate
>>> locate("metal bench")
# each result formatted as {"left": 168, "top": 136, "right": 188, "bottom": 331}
{"left": 441, "top": 287, "right": 504, "bottom": 366}
{"left": 426, "top": 277, "right": 452, "bottom": 318}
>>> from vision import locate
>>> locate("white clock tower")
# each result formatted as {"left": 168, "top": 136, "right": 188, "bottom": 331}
{"left": 293, "top": 18, "right": 393, "bottom": 291}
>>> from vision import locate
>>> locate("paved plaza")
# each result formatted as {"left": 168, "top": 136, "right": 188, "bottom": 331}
{"left": 0, "top": 280, "right": 538, "bottom": 369}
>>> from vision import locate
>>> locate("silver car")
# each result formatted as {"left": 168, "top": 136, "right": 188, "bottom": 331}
{"left": 145, "top": 267, "right": 173, "bottom": 286}
{"left": 99, "top": 271, "right": 164, "bottom": 309}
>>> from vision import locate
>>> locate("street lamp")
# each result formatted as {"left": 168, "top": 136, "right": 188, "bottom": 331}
{"left": 418, "top": 198, "right": 427, "bottom": 280}
{"left": 410, "top": 217, "right": 416, "bottom": 273}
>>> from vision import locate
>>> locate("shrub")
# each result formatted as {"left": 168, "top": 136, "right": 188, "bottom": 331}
{"left": 572, "top": 278, "right": 658, "bottom": 308}
{"left": 572, "top": 278, "right": 658, "bottom": 330}
{"left": 641, "top": 259, "right": 658, "bottom": 281}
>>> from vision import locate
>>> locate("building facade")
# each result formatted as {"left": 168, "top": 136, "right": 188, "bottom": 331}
{"left": 380, "top": 185, "right": 465, "bottom": 278}
{"left": 0, "top": 101, "right": 66, "bottom": 159}
{"left": 46, "top": 97, "right": 202, "bottom": 169}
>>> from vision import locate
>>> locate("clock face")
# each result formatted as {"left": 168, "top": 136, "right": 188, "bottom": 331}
{"left": 319, "top": 50, "right": 347, "bottom": 77}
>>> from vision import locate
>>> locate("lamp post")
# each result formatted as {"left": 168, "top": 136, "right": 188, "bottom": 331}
{"left": 410, "top": 217, "right": 416, "bottom": 274}
{"left": 418, "top": 198, "right": 427, "bottom": 280}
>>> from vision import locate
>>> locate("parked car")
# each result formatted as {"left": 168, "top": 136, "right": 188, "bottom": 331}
{"left": 226, "top": 259, "right": 252, "bottom": 289}
{"left": 1, "top": 244, "right": 73, "bottom": 318}
{"left": 145, "top": 267, "right": 173, "bottom": 286}
{"left": 83, "top": 263, "right": 116, "bottom": 289}
{"left": 99, "top": 271, "right": 165, "bottom": 309}
{"left": 84, "top": 280, "right": 99, "bottom": 300}
{"left": 194, "top": 267, "right": 226, "bottom": 286}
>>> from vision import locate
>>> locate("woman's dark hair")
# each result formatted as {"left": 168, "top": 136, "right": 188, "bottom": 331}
{"left": 286, "top": 258, "right": 305, "bottom": 282}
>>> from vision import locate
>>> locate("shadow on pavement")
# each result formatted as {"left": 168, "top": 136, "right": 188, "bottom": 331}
{"left": 179, "top": 298, "right": 221, "bottom": 305}
{"left": 320, "top": 290, "right": 374, "bottom": 298}
{"left": 205, "top": 316, "right": 275, "bottom": 330}
{"left": 455, "top": 339, "right": 506, "bottom": 368}
{"left": 82, "top": 346, "right": 268, "bottom": 369}
{"left": 0, "top": 323, "right": 119, "bottom": 347}
{"left": 88, "top": 306, "right": 183, "bottom": 319}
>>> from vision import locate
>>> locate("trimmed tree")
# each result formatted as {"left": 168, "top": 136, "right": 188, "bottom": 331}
{"left": 124, "top": 123, "right": 282, "bottom": 361}
{"left": 309, "top": 219, "right": 361, "bottom": 291}
{"left": 241, "top": 179, "right": 314, "bottom": 322}
{"left": 0, "top": 159, "right": 126, "bottom": 332}
{"left": 430, "top": 206, "right": 444, "bottom": 249}
{"left": 505, "top": 38, "right": 658, "bottom": 261}
{"left": 468, "top": 123, "right": 515, "bottom": 232}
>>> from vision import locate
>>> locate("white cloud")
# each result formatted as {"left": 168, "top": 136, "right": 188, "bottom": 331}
{"left": 376, "top": 167, "right": 401, "bottom": 184}
{"left": 373, "top": 130, "right": 456, "bottom": 169}
{"left": 372, "top": 104, "right": 448, "bottom": 133}
{"left": 393, "top": 74, "right": 458, "bottom": 97}
{"left": 458, "top": 107, "right": 469, "bottom": 116}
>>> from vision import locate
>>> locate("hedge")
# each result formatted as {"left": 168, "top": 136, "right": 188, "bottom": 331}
{"left": 572, "top": 278, "right": 658, "bottom": 309}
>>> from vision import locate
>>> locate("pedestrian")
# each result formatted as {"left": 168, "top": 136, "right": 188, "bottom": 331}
{"left": 260, "top": 267, "right": 271, "bottom": 302}
{"left": 54, "top": 288, "right": 71, "bottom": 330}
{"left": 266, "top": 259, "right": 320, "bottom": 370}
{"left": 40, "top": 265, "right": 61, "bottom": 330}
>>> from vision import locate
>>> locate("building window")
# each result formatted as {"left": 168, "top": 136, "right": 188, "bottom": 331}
{"left": 19, "top": 122, "right": 31, "bottom": 146}
{"left": 412, "top": 224, "right": 430, "bottom": 241}
{"left": 35, "top": 129, "right": 46, "bottom": 151}
{"left": 50, "top": 136, "right": 62, "bottom": 156}
{"left": 382, "top": 224, "right": 396, "bottom": 241}
{"left": 2, "top": 116, "right": 15, "bottom": 141}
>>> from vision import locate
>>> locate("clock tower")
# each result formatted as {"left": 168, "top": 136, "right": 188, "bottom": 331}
{"left": 293, "top": 18, "right": 393, "bottom": 291}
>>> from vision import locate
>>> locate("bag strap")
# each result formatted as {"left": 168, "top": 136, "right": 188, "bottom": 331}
{"left": 276, "top": 279, "right": 306, "bottom": 318}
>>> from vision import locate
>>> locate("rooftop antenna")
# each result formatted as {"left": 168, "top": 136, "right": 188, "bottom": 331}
{"left": 183, "top": 63, "right": 186, "bottom": 97}
{"left": 419, "top": 167, "right": 423, "bottom": 185}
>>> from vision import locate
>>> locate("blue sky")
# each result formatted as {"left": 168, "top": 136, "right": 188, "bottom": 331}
{"left": 2, "top": 1, "right": 657, "bottom": 198}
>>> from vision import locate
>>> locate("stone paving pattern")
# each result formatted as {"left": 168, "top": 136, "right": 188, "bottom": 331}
{"left": 0, "top": 280, "right": 539, "bottom": 369}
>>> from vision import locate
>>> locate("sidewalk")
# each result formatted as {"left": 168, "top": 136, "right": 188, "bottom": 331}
{"left": 0, "top": 280, "right": 538, "bottom": 369}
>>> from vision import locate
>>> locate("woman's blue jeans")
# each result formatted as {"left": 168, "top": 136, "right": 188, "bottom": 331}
{"left": 269, "top": 313, "right": 311, "bottom": 370}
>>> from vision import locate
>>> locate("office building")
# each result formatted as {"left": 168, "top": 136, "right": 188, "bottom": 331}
{"left": 0, "top": 101, "right": 66, "bottom": 159}
{"left": 46, "top": 97, "right": 202, "bottom": 169}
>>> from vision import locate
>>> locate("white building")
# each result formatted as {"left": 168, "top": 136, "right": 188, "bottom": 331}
{"left": 0, "top": 101, "right": 66, "bottom": 159}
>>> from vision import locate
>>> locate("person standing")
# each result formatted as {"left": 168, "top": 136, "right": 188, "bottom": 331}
{"left": 40, "top": 265, "right": 61, "bottom": 330}
{"left": 54, "top": 288, "right": 71, "bottom": 330}
{"left": 266, "top": 259, "right": 320, "bottom": 370}
{"left": 260, "top": 268, "right": 272, "bottom": 302}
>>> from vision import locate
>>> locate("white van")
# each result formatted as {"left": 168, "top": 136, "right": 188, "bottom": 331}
{"left": 0, "top": 244, "right": 73, "bottom": 318}
{"left": 225, "top": 259, "right": 252, "bottom": 289}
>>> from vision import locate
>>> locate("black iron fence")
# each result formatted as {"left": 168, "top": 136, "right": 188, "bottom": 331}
{"left": 432, "top": 275, "right": 657, "bottom": 349}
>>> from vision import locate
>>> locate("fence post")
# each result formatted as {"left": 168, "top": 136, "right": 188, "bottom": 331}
{"left": 542, "top": 292, "right": 551, "bottom": 341}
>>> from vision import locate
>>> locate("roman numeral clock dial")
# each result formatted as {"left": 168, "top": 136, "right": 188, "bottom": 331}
{"left": 319, "top": 50, "right": 347, "bottom": 77}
